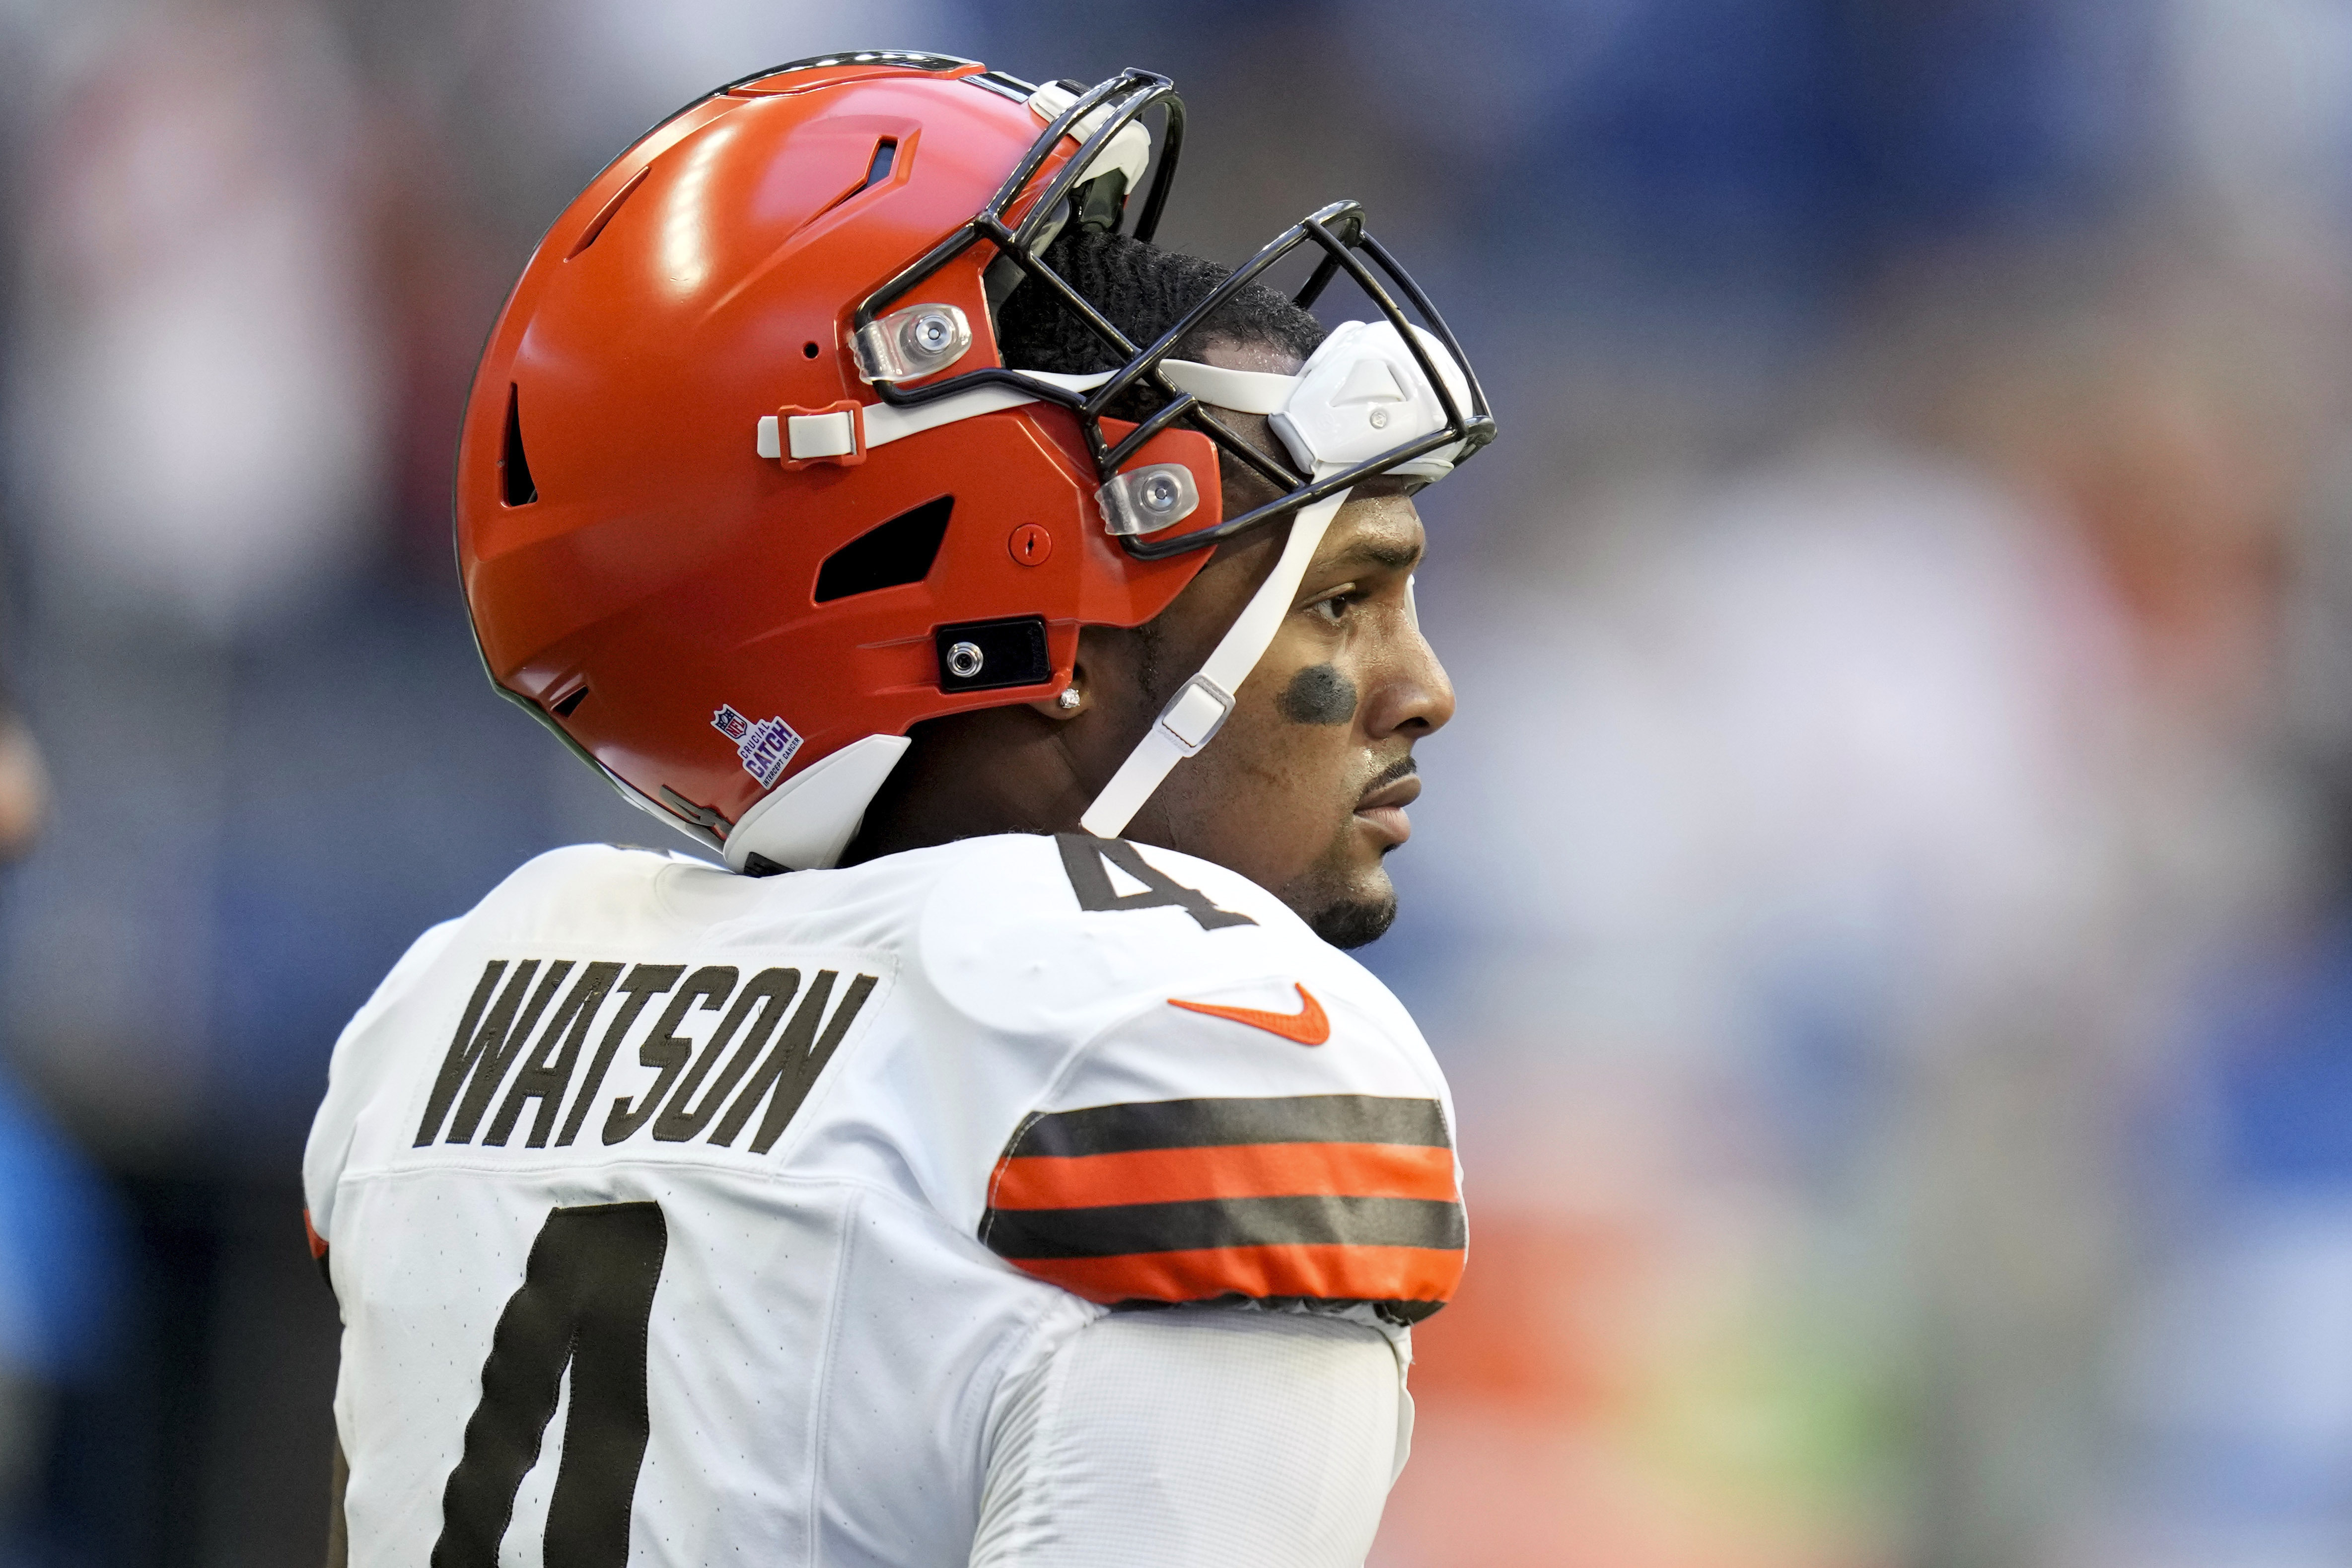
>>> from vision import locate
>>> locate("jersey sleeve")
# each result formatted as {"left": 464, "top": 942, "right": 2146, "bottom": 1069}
{"left": 973, "top": 973, "right": 1466, "bottom": 1324}
{"left": 968, "top": 1308, "right": 1407, "bottom": 1568}
{"left": 300, "top": 914, "right": 466, "bottom": 1251}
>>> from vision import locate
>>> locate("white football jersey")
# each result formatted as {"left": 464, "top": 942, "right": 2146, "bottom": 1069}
{"left": 303, "top": 832, "right": 1466, "bottom": 1568}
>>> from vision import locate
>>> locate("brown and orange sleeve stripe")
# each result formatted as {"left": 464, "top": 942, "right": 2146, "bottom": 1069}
{"left": 980, "top": 1094, "right": 1465, "bottom": 1322}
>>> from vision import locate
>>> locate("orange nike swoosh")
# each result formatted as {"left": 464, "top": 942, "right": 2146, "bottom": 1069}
{"left": 1168, "top": 983, "right": 1331, "bottom": 1046}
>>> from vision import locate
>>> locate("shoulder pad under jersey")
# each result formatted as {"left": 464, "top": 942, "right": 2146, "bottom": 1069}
{"left": 909, "top": 834, "right": 1465, "bottom": 1324}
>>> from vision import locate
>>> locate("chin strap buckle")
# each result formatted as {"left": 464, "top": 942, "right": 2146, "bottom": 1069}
{"left": 755, "top": 401, "right": 867, "bottom": 469}
{"left": 1156, "top": 675, "right": 1234, "bottom": 757}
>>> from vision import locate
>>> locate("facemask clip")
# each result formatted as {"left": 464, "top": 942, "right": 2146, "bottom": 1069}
{"left": 1095, "top": 462, "right": 1200, "bottom": 536}
{"left": 852, "top": 304, "right": 973, "bottom": 383}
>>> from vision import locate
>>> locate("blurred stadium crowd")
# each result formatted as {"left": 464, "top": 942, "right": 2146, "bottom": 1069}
{"left": 4, "top": 0, "right": 2352, "bottom": 1564}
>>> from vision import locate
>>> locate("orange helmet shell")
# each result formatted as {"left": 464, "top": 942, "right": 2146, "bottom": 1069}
{"left": 458, "top": 56, "right": 1215, "bottom": 845}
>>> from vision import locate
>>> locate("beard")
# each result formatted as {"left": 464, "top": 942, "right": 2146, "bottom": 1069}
{"left": 1306, "top": 892, "right": 1398, "bottom": 949}
{"left": 1275, "top": 757, "right": 1417, "bottom": 948}
{"left": 1279, "top": 841, "right": 1400, "bottom": 949}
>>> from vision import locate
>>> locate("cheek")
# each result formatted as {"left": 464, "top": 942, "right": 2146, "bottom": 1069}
{"left": 1278, "top": 663, "right": 1358, "bottom": 726}
{"left": 1161, "top": 691, "right": 1358, "bottom": 873}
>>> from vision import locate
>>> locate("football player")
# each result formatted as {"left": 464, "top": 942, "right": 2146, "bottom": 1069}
{"left": 306, "top": 52, "right": 1495, "bottom": 1567}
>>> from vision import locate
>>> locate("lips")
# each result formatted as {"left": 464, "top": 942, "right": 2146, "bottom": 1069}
{"left": 1354, "top": 765, "right": 1421, "bottom": 848}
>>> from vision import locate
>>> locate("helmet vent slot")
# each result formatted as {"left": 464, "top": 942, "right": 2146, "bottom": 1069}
{"left": 814, "top": 139, "right": 901, "bottom": 223}
{"left": 813, "top": 495, "right": 952, "bottom": 602}
{"left": 566, "top": 164, "right": 651, "bottom": 259}
{"left": 500, "top": 385, "right": 538, "bottom": 506}
{"left": 550, "top": 683, "right": 589, "bottom": 718}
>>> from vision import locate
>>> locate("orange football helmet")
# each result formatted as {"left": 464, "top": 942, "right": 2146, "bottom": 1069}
{"left": 456, "top": 52, "right": 1493, "bottom": 871}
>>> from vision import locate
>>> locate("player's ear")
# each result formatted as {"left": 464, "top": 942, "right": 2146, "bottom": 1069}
{"left": 1028, "top": 668, "right": 1088, "bottom": 721}
{"left": 1042, "top": 623, "right": 1154, "bottom": 723}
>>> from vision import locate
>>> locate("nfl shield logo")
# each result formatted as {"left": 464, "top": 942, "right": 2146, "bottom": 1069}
{"left": 712, "top": 704, "right": 752, "bottom": 742}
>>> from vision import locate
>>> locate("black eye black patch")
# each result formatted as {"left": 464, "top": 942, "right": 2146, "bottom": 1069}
{"left": 1279, "top": 664, "right": 1357, "bottom": 726}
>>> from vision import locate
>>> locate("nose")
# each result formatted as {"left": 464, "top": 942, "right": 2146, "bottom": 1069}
{"left": 1365, "top": 609, "right": 1454, "bottom": 740}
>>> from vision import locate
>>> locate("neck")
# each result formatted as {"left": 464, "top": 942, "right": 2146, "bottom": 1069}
{"left": 840, "top": 707, "right": 1092, "bottom": 864}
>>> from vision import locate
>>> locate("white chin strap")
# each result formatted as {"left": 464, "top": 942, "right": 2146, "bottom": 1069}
{"left": 1077, "top": 485, "right": 1346, "bottom": 839}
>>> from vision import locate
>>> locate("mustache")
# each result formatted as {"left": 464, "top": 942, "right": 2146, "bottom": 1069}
{"left": 1362, "top": 754, "right": 1419, "bottom": 793}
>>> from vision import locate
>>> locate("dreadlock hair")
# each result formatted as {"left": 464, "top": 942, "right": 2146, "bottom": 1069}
{"left": 991, "top": 226, "right": 1325, "bottom": 705}
{"left": 994, "top": 225, "right": 1325, "bottom": 410}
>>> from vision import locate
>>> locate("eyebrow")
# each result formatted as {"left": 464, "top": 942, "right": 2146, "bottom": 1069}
{"left": 1324, "top": 538, "right": 1423, "bottom": 573}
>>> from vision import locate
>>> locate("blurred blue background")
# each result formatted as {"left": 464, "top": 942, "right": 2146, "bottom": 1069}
{"left": 7, "top": 0, "right": 2352, "bottom": 1563}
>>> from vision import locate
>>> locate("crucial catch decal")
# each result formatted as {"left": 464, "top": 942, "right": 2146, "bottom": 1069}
{"left": 414, "top": 959, "right": 880, "bottom": 1156}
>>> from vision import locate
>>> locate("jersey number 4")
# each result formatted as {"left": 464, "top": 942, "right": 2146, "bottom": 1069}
{"left": 432, "top": 1203, "right": 668, "bottom": 1568}
{"left": 1056, "top": 834, "right": 1254, "bottom": 930}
